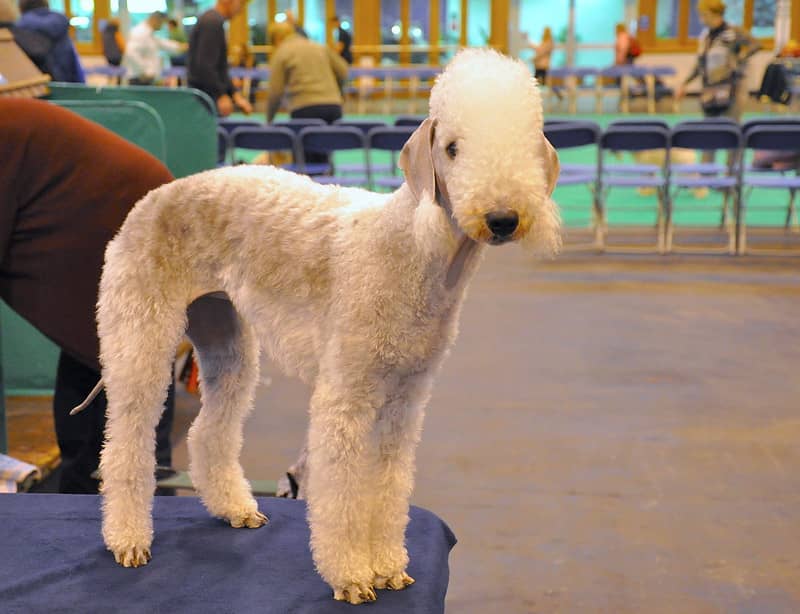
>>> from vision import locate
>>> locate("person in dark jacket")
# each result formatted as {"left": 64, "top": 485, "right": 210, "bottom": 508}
{"left": 15, "top": 0, "right": 84, "bottom": 82}
{"left": 330, "top": 15, "right": 352, "bottom": 64}
{"left": 187, "top": 0, "right": 251, "bottom": 117}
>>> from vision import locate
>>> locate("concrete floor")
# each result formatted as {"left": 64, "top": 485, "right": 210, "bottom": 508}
{"left": 172, "top": 248, "right": 800, "bottom": 613}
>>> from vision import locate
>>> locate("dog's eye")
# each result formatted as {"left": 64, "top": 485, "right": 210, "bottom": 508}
{"left": 446, "top": 142, "right": 458, "bottom": 159}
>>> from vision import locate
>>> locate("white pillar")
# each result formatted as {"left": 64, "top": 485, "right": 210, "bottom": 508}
{"left": 566, "top": 0, "right": 576, "bottom": 66}
{"left": 774, "top": 0, "right": 790, "bottom": 54}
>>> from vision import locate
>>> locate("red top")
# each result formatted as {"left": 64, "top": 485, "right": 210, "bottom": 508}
{"left": 0, "top": 99, "right": 173, "bottom": 371}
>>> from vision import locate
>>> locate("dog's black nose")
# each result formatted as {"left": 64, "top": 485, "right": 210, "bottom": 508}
{"left": 485, "top": 210, "right": 519, "bottom": 239}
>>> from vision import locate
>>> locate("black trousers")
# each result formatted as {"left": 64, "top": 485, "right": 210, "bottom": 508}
{"left": 52, "top": 351, "right": 175, "bottom": 494}
{"left": 291, "top": 104, "right": 343, "bottom": 165}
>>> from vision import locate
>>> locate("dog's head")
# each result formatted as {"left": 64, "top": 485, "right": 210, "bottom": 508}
{"left": 400, "top": 48, "right": 561, "bottom": 256}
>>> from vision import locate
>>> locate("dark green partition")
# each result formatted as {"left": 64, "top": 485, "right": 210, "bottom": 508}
{"left": 46, "top": 83, "right": 217, "bottom": 178}
{"left": 53, "top": 100, "right": 167, "bottom": 162}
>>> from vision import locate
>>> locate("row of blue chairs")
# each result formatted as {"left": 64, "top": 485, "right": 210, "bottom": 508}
{"left": 216, "top": 116, "right": 426, "bottom": 191}
{"left": 544, "top": 117, "right": 800, "bottom": 254}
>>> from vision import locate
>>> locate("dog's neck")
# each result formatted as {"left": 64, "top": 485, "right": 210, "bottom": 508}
{"left": 433, "top": 169, "right": 482, "bottom": 290}
{"left": 445, "top": 236, "right": 480, "bottom": 290}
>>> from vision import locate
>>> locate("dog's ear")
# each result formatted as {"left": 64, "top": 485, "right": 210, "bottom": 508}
{"left": 399, "top": 117, "right": 437, "bottom": 202}
{"left": 542, "top": 134, "right": 560, "bottom": 197}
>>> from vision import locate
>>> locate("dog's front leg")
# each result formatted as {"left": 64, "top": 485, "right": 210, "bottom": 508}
{"left": 368, "top": 374, "right": 432, "bottom": 592}
{"left": 305, "top": 374, "right": 381, "bottom": 605}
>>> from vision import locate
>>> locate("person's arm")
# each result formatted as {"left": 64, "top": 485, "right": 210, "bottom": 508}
{"left": 676, "top": 54, "right": 702, "bottom": 99}
{"left": 327, "top": 46, "right": 349, "bottom": 85}
{"left": 155, "top": 36, "right": 185, "bottom": 56}
{"left": 735, "top": 27, "right": 762, "bottom": 63}
{"left": 266, "top": 53, "right": 286, "bottom": 122}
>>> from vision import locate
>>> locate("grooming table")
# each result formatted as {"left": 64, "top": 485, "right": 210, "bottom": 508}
{"left": 0, "top": 494, "right": 456, "bottom": 613}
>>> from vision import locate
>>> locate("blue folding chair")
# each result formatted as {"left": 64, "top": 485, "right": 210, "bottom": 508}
{"left": 333, "top": 119, "right": 391, "bottom": 175}
{"left": 218, "top": 118, "right": 262, "bottom": 134}
{"left": 599, "top": 125, "right": 671, "bottom": 252}
{"left": 273, "top": 119, "right": 330, "bottom": 174}
{"left": 544, "top": 121, "right": 604, "bottom": 249}
{"left": 394, "top": 115, "right": 426, "bottom": 128}
{"left": 668, "top": 123, "right": 742, "bottom": 253}
{"left": 298, "top": 126, "right": 370, "bottom": 187}
{"left": 273, "top": 118, "right": 327, "bottom": 132}
{"left": 216, "top": 126, "right": 231, "bottom": 166}
{"left": 229, "top": 126, "right": 301, "bottom": 170}
{"left": 739, "top": 124, "right": 800, "bottom": 254}
{"left": 366, "top": 126, "right": 415, "bottom": 191}
{"left": 604, "top": 119, "right": 671, "bottom": 175}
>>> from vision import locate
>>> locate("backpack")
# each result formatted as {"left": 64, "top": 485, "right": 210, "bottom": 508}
{"left": 12, "top": 26, "right": 56, "bottom": 77}
{"left": 629, "top": 36, "right": 642, "bottom": 58}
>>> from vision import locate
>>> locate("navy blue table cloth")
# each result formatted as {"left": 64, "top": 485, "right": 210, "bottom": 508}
{"left": 0, "top": 494, "right": 456, "bottom": 613}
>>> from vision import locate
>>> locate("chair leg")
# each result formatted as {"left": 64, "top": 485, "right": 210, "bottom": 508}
{"left": 592, "top": 193, "right": 606, "bottom": 251}
{"left": 785, "top": 188, "right": 797, "bottom": 230}
{"left": 736, "top": 192, "right": 746, "bottom": 255}
{"left": 656, "top": 189, "right": 666, "bottom": 254}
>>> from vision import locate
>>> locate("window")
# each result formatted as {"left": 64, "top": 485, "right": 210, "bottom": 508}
{"left": 409, "top": 0, "right": 430, "bottom": 63}
{"left": 642, "top": 0, "right": 778, "bottom": 52}
{"left": 70, "top": 0, "right": 96, "bottom": 43}
{"left": 751, "top": 0, "right": 776, "bottom": 39}
{"left": 656, "top": 0, "right": 678, "bottom": 38}
{"left": 440, "top": 0, "right": 460, "bottom": 62}
{"left": 466, "top": 0, "right": 489, "bottom": 47}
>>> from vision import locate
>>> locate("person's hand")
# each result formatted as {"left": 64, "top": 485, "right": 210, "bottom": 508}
{"left": 217, "top": 94, "right": 234, "bottom": 117}
{"left": 675, "top": 84, "right": 686, "bottom": 100}
{"left": 232, "top": 91, "right": 253, "bottom": 115}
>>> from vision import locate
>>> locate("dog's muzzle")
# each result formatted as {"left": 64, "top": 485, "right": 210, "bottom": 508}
{"left": 485, "top": 209, "right": 519, "bottom": 244}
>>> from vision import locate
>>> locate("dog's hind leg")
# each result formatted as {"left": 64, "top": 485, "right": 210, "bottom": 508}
{"left": 99, "top": 290, "right": 187, "bottom": 567}
{"left": 185, "top": 293, "right": 266, "bottom": 529}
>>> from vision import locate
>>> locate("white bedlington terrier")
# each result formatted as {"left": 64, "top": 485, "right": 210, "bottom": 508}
{"left": 86, "top": 47, "right": 560, "bottom": 605}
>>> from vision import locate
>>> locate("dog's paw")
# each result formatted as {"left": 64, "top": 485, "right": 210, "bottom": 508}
{"left": 112, "top": 545, "right": 151, "bottom": 568}
{"left": 229, "top": 510, "right": 268, "bottom": 529}
{"left": 333, "top": 583, "right": 377, "bottom": 605}
{"left": 374, "top": 571, "right": 415, "bottom": 591}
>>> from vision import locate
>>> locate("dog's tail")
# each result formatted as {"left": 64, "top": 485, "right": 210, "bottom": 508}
{"left": 69, "top": 379, "right": 105, "bottom": 415}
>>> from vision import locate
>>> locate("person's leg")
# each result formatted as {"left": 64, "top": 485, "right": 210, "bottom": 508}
{"left": 53, "top": 352, "right": 106, "bottom": 493}
{"left": 52, "top": 351, "right": 176, "bottom": 494}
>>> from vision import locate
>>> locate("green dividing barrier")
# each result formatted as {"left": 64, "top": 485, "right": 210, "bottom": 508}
{"left": 53, "top": 100, "right": 167, "bottom": 163}
{"left": 46, "top": 83, "right": 217, "bottom": 178}
{"left": 0, "top": 304, "right": 59, "bottom": 396}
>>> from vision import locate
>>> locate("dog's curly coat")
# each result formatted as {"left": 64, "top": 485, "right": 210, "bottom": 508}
{"left": 94, "top": 48, "right": 561, "bottom": 604}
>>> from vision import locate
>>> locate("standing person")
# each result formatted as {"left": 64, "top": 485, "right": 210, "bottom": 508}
{"left": 614, "top": 22, "right": 633, "bottom": 66}
{"left": 101, "top": 18, "right": 125, "bottom": 67}
{"left": 187, "top": 0, "right": 252, "bottom": 118}
{"left": 166, "top": 17, "right": 187, "bottom": 66}
{"left": 0, "top": 99, "right": 176, "bottom": 494}
{"left": 123, "top": 11, "right": 186, "bottom": 85}
{"left": 526, "top": 25, "right": 553, "bottom": 83}
{"left": 676, "top": 0, "right": 761, "bottom": 121}
{"left": 330, "top": 15, "right": 352, "bottom": 64}
{"left": 15, "top": 0, "right": 84, "bottom": 82}
{"left": 266, "top": 20, "right": 348, "bottom": 125}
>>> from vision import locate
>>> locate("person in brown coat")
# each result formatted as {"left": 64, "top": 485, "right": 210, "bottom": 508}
{"left": 0, "top": 99, "right": 175, "bottom": 493}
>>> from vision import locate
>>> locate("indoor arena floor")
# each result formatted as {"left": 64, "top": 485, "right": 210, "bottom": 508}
{"left": 171, "top": 247, "right": 800, "bottom": 613}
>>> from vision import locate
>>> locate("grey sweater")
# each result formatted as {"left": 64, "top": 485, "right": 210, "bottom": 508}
{"left": 267, "top": 34, "right": 349, "bottom": 121}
